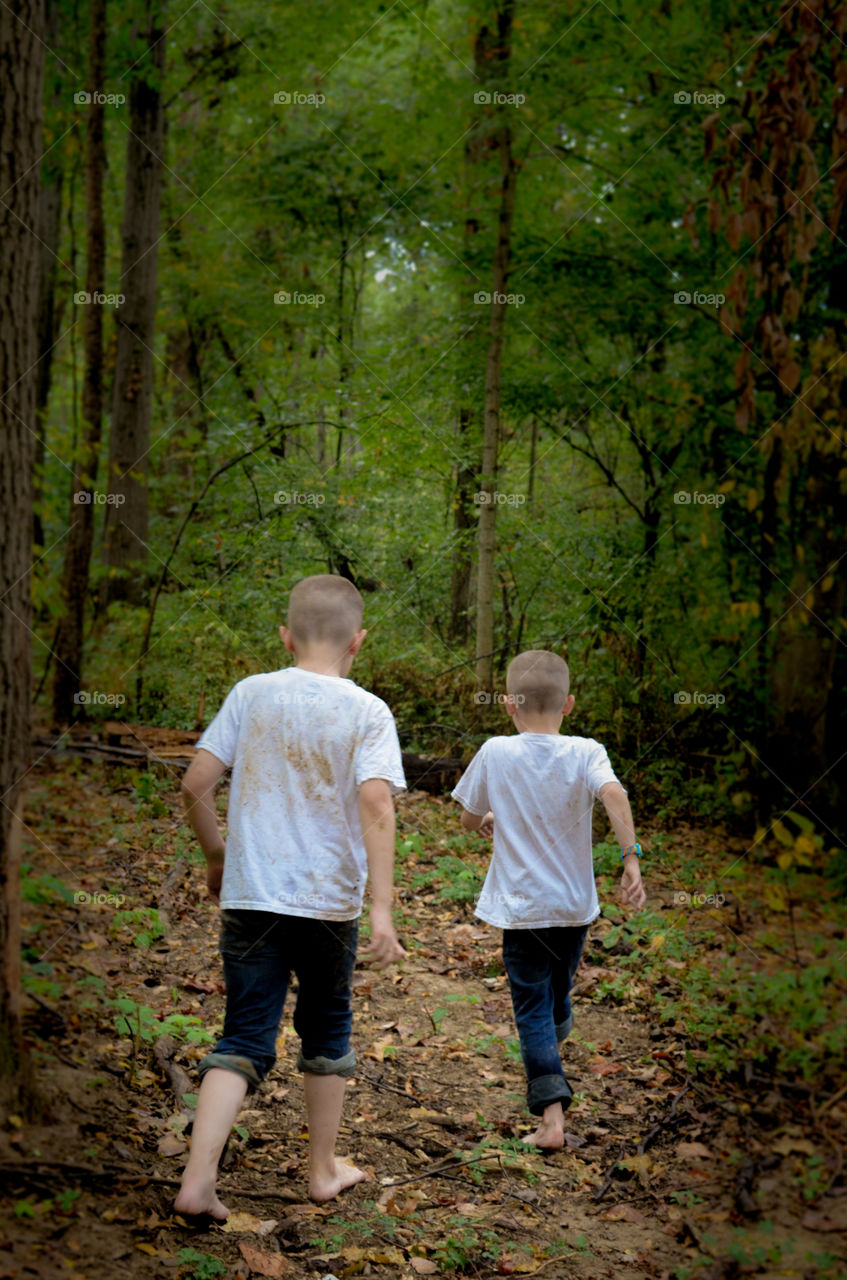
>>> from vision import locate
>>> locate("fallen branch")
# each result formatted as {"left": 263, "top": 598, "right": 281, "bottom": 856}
{"left": 380, "top": 1151, "right": 503, "bottom": 1189}
{"left": 0, "top": 1160, "right": 303, "bottom": 1202}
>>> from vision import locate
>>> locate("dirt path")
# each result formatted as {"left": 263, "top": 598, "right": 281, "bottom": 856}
{"left": 2, "top": 764, "right": 845, "bottom": 1279}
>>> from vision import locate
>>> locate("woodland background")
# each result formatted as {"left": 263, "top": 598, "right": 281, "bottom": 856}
{"left": 18, "top": 0, "right": 847, "bottom": 827}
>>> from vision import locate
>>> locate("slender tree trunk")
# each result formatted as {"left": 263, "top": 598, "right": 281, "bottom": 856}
{"left": 100, "top": 0, "right": 165, "bottom": 605}
{"left": 52, "top": 0, "right": 107, "bottom": 724}
{"left": 33, "top": 172, "right": 63, "bottom": 547}
{"left": 33, "top": 0, "right": 65, "bottom": 547}
{"left": 0, "top": 0, "right": 45, "bottom": 1100}
{"left": 474, "top": 0, "right": 517, "bottom": 691}
{"left": 448, "top": 409, "right": 476, "bottom": 643}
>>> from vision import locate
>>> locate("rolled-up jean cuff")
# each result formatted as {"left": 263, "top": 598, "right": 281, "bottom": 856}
{"left": 527, "top": 1072, "right": 573, "bottom": 1116}
{"left": 198, "top": 1052, "right": 264, "bottom": 1094}
{"left": 555, "top": 1012, "right": 574, "bottom": 1042}
{"left": 297, "top": 1048, "right": 357, "bottom": 1077}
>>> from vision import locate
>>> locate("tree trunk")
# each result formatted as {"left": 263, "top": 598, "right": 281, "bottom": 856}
{"left": 52, "top": 0, "right": 107, "bottom": 724}
{"left": 0, "top": 0, "right": 45, "bottom": 1100}
{"left": 448, "top": 410, "right": 476, "bottom": 643}
{"left": 33, "top": 0, "right": 65, "bottom": 547}
{"left": 100, "top": 0, "right": 165, "bottom": 605}
{"left": 474, "top": 0, "right": 517, "bottom": 692}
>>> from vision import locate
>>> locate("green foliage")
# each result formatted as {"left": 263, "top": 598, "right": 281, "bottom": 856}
{"left": 20, "top": 866, "right": 75, "bottom": 906}
{"left": 112, "top": 998, "right": 213, "bottom": 1046}
{"left": 110, "top": 907, "right": 166, "bottom": 950}
{"left": 175, "top": 1248, "right": 227, "bottom": 1280}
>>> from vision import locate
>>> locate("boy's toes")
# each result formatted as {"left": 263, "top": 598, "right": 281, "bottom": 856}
{"left": 309, "top": 1158, "right": 368, "bottom": 1203}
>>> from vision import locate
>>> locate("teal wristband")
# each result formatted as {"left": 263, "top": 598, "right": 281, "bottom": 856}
{"left": 621, "top": 842, "right": 642, "bottom": 861}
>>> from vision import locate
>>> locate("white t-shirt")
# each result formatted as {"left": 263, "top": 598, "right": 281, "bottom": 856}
{"left": 196, "top": 667, "right": 406, "bottom": 919}
{"left": 452, "top": 733, "right": 620, "bottom": 929}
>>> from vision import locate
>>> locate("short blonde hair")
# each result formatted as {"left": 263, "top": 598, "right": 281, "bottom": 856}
{"left": 506, "top": 650, "right": 570, "bottom": 715}
{"left": 287, "top": 574, "right": 364, "bottom": 649}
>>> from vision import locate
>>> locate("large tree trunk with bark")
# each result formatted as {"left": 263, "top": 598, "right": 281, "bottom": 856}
{"left": 100, "top": 1, "right": 165, "bottom": 605}
{"left": 0, "top": 0, "right": 45, "bottom": 1101}
{"left": 474, "top": 0, "right": 517, "bottom": 692}
{"left": 52, "top": 0, "right": 107, "bottom": 724}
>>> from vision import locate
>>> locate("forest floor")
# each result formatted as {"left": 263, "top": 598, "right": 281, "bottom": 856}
{"left": 2, "top": 750, "right": 846, "bottom": 1280}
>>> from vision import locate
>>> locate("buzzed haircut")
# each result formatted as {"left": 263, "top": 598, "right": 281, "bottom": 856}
{"left": 506, "top": 650, "right": 570, "bottom": 715}
{"left": 287, "top": 574, "right": 364, "bottom": 649}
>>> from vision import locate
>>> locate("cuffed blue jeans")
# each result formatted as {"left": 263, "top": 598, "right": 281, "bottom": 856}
{"left": 198, "top": 909, "right": 359, "bottom": 1094}
{"left": 502, "top": 924, "right": 589, "bottom": 1116}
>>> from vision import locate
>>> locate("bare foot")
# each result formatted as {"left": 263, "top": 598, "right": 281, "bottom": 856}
{"left": 521, "top": 1121, "right": 565, "bottom": 1151}
{"left": 174, "top": 1177, "right": 231, "bottom": 1220}
{"left": 309, "top": 1157, "right": 367, "bottom": 1202}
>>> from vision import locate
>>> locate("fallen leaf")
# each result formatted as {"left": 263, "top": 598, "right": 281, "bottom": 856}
{"left": 604, "top": 1203, "right": 648, "bottom": 1227}
{"left": 589, "top": 1059, "right": 626, "bottom": 1076}
{"left": 221, "top": 1213, "right": 277, "bottom": 1235}
{"left": 676, "top": 1142, "right": 713, "bottom": 1159}
{"left": 238, "top": 1241, "right": 286, "bottom": 1276}
{"left": 773, "top": 1135, "right": 816, "bottom": 1157}
{"left": 619, "top": 1154, "right": 653, "bottom": 1187}
{"left": 157, "top": 1132, "right": 186, "bottom": 1157}
{"left": 801, "top": 1209, "right": 847, "bottom": 1232}
{"left": 410, "top": 1259, "right": 438, "bottom": 1274}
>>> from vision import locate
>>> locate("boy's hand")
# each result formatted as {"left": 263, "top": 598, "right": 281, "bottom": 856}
{"left": 620, "top": 861, "right": 646, "bottom": 910}
{"left": 478, "top": 811, "right": 494, "bottom": 837}
{"left": 364, "top": 904, "right": 407, "bottom": 967}
{"left": 206, "top": 852, "right": 225, "bottom": 905}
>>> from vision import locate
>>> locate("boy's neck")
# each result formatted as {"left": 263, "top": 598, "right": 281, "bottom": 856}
{"left": 512, "top": 712, "right": 563, "bottom": 735}
{"left": 294, "top": 645, "right": 353, "bottom": 679}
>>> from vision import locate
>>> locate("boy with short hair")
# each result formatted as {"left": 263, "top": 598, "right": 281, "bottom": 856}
{"left": 174, "top": 574, "right": 406, "bottom": 1217}
{"left": 452, "top": 650, "right": 645, "bottom": 1150}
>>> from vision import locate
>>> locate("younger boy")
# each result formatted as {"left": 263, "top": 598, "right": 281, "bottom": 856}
{"left": 174, "top": 574, "right": 406, "bottom": 1217}
{"left": 452, "top": 650, "right": 645, "bottom": 1150}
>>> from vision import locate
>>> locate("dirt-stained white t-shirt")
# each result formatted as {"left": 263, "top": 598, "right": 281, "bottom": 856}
{"left": 197, "top": 667, "right": 406, "bottom": 919}
{"left": 452, "top": 733, "right": 620, "bottom": 929}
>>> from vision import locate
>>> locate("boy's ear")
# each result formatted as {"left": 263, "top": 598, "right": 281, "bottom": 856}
{"left": 563, "top": 694, "right": 575, "bottom": 716}
{"left": 279, "top": 624, "right": 296, "bottom": 654}
{"left": 504, "top": 694, "right": 517, "bottom": 717}
{"left": 349, "top": 628, "right": 367, "bottom": 656}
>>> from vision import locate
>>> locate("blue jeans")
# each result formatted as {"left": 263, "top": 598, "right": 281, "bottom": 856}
{"left": 198, "top": 909, "right": 359, "bottom": 1094}
{"left": 502, "top": 924, "right": 589, "bottom": 1116}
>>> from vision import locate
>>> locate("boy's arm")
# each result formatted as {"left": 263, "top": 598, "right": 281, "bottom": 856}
{"left": 599, "top": 781, "right": 646, "bottom": 909}
{"left": 461, "top": 808, "right": 494, "bottom": 837}
{"left": 359, "top": 777, "right": 406, "bottom": 966}
{"left": 182, "top": 749, "right": 228, "bottom": 904}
